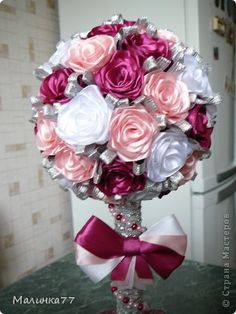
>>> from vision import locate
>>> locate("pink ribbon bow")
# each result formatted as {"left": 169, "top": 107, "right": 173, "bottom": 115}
{"left": 74, "top": 215, "right": 187, "bottom": 289}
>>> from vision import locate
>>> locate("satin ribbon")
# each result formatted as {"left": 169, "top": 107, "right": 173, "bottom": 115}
{"left": 75, "top": 215, "right": 187, "bottom": 289}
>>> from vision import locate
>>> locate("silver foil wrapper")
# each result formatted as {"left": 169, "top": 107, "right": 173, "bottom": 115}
{"left": 84, "top": 144, "right": 98, "bottom": 156}
{"left": 88, "top": 146, "right": 105, "bottom": 160}
{"left": 111, "top": 14, "right": 124, "bottom": 24}
{"left": 199, "top": 150, "right": 211, "bottom": 160}
{"left": 167, "top": 61, "right": 185, "bottom": 73}
{"left": 206, "top": 104, "right": 217, "bottom": 128}
{"left": 43, "top": 104, "right": 56, "bottom": 119}
{"left": 155, "top": 56, "right": 171, "bottom": 71}
{"left": 82, "top": 71, "right": 94, "bottom": 85}
{"left": 196, "top": 94, "right": 222, "bottom": 106}
{"left": 146, "top": 22, "right": 157, "bottom": 37}
{"left": 75, "top": 145, "right": 85, "bottom": 155}
{"left": 143, "top": 97, "right": 157, "bottom": 111}
{"left": 72, "top": 182, "right": 89, "bottom": 200}
{"left": 58, "top": 178, "right": 73, "bottom": 191}
{"left": 131, "top": 95, "right": 146, "bottom": 105}
{"left": 65, "top": 73, "right": 81, "bottom": 98}
{"left": 133, "top": 160, "right": 146, "bottom": 176}
{"left": 91, "top": 187, "right": 105, "bottom": 200}
{"left": 100, "top": 149, "right": 117, "bottom": 164}
{"left": 143, "top": 56, "right": 171, "bottom": 73}
{"left": 33, "top": 63, "right": 52, "bottom": 80}
{"left": 71, "top": 32, "right": 80, "bottom": 39}
{"left": 189, "top": 93, "right": 197, "bottom": 106}
{"left": 186, "top": 47, "right": 203, "bottom": 64}
{"left": 117, "top": 98, "right": 129, "bottom": 107}
{"left": 42, "top": 158, "right": 54, "bottom": 169}
{"left": 169, "top": 172, "right": 184, "bottom": 189}
{"left": 119, "top": 25, "right": 139, "bottom": 38}
{"left": 170, "top": 42, "right": 185, "bottom": 62}
{"left": 155, "top": 114, "right": 167, "bottom": 130}
{"left": 114, "top": 32, "right": 123, "bottom": 45}
{"left": 105, "top": 94, "right": 129, "bottom": 108}
{"left": 175, "top": 120, "right": 192, "bottom": 133}
{"left": 47, "top": 167, "right": 62, "bottom": 180}
{"left": 136, "top": 17, "right": 149, "bottom": 31}
{"left": 29, "top": 107, "right": 38, "bottom": 123}
{"left": 113, "top": 194, "right": 122, "bottom": 201}
{"left": 93, "top": 162, "right": 103, "bottom": 184}
{"left": 209, "top": 94, "right": 222, "bottom": 106}
{"left": 105, "top": 93, "right": 119, "bottom": 108}
{"left": 53, "top": 102, "right": 62, "bottom": 114}
{"left": 127, "top": 180, "right": 163, "bottom": 202}
{"left": 143, "top": 56, "right": 158, "bottom": 72}
{"left": 30, "top": 96, "right": 43, "bottom": 109}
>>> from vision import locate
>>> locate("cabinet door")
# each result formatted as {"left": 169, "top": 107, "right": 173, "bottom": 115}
{"left": 192, "top": 177, "right": 236, "bottom": 268}
{"left": 192, "top": 0, "right": 236, "bottom": 193}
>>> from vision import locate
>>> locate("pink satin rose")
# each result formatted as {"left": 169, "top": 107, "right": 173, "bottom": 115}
{"left": 144, "top": 71, "right": 190, "bottom": 124}
{"left": 95, "top": 50, "right": 144, "bottom": 100}
{"left": 186, "top": 104, "right": 213, "bottom": 149}
{"left": 87, "top": 20, "right": 135, "bottom": 37}
{"left": 55, "top": 148, "right": 96, "bottom": 183}
{"left": 109, "top": 105, "right": 158, "bottom": 161}
{"left": 39, "top": 68, "right": 74, "bottom": 104}
{"left": 35, "top": 114, "right": 65, "bottom": 157}
{"left": 122, "top": 33, "right": 170, "bottom": 64}
{"left": 65, "top": 35, "right": 116, "bottom": 73}
{"left": 96, "top": 158, "right": 146, "bottom": 196}
{"left": 180, "top": 152, "right": 200, "bottom": 183}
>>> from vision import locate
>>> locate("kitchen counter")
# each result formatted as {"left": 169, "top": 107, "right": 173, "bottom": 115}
{"left": 0, "top": 253, "right": 235, "bottom": 314}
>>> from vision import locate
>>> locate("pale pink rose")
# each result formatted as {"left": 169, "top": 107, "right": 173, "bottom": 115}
{"left": 108, "top": 105, "right": 159, "bottom": 161}
{"left": 180, "top": 152, "right": 200, "bottom": 183}
{"left": 65, "top": 35, "right": 116, "bottom": 73}
{"left": 144, "top": 71, "right": 190, "bottom": 124}
{"left": 55, "top": 148, "right": 96, "bottom": 183}
{"left": 157, "top": 29, "right": 179, "bottom": 44}
{"left": 35, "top": 114, "right": 65, "bottom": 157}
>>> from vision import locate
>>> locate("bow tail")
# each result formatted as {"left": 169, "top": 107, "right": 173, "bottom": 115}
{"left": 111, "top": 256, "right": 132, "bottom": 281}
{"left": 145, "top": 249, "right": 185, "bottom": 280}
{"left": 135, "top": 255, "right": 153, "bottom": 280}
{"left": 111, "top": 256, "right": 154, "bottom": 289}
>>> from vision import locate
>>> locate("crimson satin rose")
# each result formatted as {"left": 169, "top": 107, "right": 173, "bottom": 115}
{"left": 94, "top": 50, "right": 144, "bottom": 100}
{"left": 122, "top": 33, "right": 170, "bottom": 64}
{"left": 97, "top": 158, "right": 146, "bottom": 196}
{"left": 87, "top": 20, "right": 135, "bottom": 37}
{"left": 186, "top": 104, "right": 213, "bottom": 149}
{"left": 39, "top": 68, "right": 74, "bottom": 104}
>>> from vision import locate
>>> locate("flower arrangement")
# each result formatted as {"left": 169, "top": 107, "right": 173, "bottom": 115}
{"left": 32, "top": 15, "right": 219, "bottom": 204}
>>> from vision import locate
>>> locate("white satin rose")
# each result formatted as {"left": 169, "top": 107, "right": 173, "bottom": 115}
{"left": 147, "top": 128, "right": 194, "bottom": 182}
{"left": 48, "top": 38, "right": 75, "bottom": 67}
{"left": 48, "top": 36, "right": 85, "bottom": 67}
{"left": 56, "top": 85, "right": 112, "bottom": 146}
{"left": 178, "top": 54, "right": 213, "bottom": 96}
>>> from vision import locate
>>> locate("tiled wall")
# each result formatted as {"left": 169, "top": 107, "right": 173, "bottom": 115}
{"left": 0, "top": 0, "right": 73, "bottom": 288}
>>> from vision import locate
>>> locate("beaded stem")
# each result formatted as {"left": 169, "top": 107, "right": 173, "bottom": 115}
{"left": 108, "top": 201, "right": 148, "bottom": 314}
